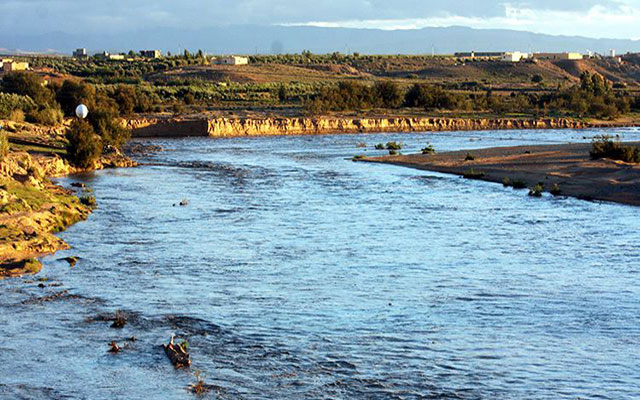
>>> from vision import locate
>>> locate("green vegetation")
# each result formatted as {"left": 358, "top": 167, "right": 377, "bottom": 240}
{"left": 590, "top": 136, "right": 640, "bottom": 163}
{"left": 0, "top": 93, "right": 36, "bottom": 118}
{"left": 464, "top": 153, "right": 475, "bottom": 161}
{"left": 528, "top": 183, "right": 544, "bottom": 197}
{"left": 512, "top": 179, "right": 528, "bottom": 189}
{"left": 66, "top": 119, "right": 102, "bottom": 168}
{"left": 385, "top": 141, "right": 403, "bottom": 150}
{"left": 463, "top": 169, "right": 486, "bottom": 179}
{"left": 421, "top": 143, "right": 436, "bottom": 155}
{"left": 80, "top": 195, "right": 97, "bottom": 207}
{"left": 502, "top": 177, "right": 511, "bottom": 187}
{"left": 0, "top": 133, "right": 9, "bottom": 161}
{"left": 551, "top": 183, "right": 562, "bottom": 196}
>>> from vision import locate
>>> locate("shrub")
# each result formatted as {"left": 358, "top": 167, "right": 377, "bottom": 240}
{"left": 502, "top": 177, "right": 511, "bottom": 187}
{"left": 1, "top": 72, "right": 55, "bottom": 106}
{"left": 532, "top": 74, "right": 544, "bottom": 84}
{"left": 421, "top": 143, "right": 436, "bottom": 155}
{"left": 0, "top": 92, "right": 37, "bottom": 118}
{"left": 550, "top": 184, "right": 561, "bottom": 196}
{"left": 79, "top": 195, "right": 97, "bottom": 207}
{"left": 375, "top": 143, "right": 385, "bottom": 150}
{"left": 463, "top": 169, "right": 485, "bottom": 179}
{"left": 528, "top": 183, "right": 544, "bottom": 197}
{"left": 0, "top": 132, "right": 9, "bottom": 161}
{"left": 27, "top": 107, "right": 64, "bottom": 126}
{"left": 8, "top": 109, "right": 25, "bottom": 122}
{"left": 590, "top": 137, "right": 640, "bottom": 163}
{"left": 66, "top": 119, "right": 102, "bottom": 168}
{"left": 464, "top": 153, "right": 475, "bottom": 161}
{"left": 512, "top": 179, "right": 527, "bottom": 189}
{"left": 56, "top": 80, "right": 96, "bottom": 116}
{"left": 385, "top": 141, "right": 402, "bottom": 150}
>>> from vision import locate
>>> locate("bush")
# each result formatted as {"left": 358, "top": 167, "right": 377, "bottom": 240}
{"left": 0, "top": 92, "right": 37, "bottom": 118}
{"left": 590, "top": 137, "right": 640, "bottom": 163}
{"left": 79, "top": 195, "right": 97, "bottom": 207}
{"left": 421, "top": 143, "right": 436, "bottom": 155}
{"left": 1, "top": 72, "right": 55, "bottom": 106}
{"left": 463, "top": 169, "right": 485, "bottom": 179}
{"left": 528, "top": 183, "right": 544, "bottom": 197}
{"left": 27, "top": 107, "right": 64, "bottom": 126}
{"left": 512, "top": 179, "right": 527, "bottom": 189}
{"left": 66, "top": 119, "right": 102, "bottom": 168}
{"left": 0, "top": 132, "right": 9, "bottom": 161}
{"left": 375, "top": 143, "right": 385, "bottom": 150}
{"left": 8, "top": 109, "right": 25, "bottom": 122}
{"left": 464, "top": 153, "right": 475, "bottom": 161}
{"left": 550, "top": 184, "right": 561, "bottom": 196}
{"left": 385, "top": 141, "right": 402, "bottom": 150}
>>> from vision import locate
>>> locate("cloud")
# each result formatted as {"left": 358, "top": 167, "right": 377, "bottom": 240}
{"left": 0, "top": 0, "right": 638, "bottom": 40}
{"left": 283, "top": 3, "right": 640, "bottom": 39}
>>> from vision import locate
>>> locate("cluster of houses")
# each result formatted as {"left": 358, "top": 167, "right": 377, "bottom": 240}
{"left": 0, "top": 58, "right": 29, "bottom": 73}
{"left": 454, "top": 50, "right": 623, "bottom": 63}
{"left": 72, "top": 48, "right": 163, "bottom": 61}
{"left": 71, "top": 48, "right": 250, "bottom": 66}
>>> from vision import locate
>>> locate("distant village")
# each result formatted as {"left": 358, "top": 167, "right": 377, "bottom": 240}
{"left": 0, "top": 47, "right": 633, "bottom": 75}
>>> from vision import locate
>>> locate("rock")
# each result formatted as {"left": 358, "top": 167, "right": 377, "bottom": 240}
{"left": 108, "top": 341, "right": 121, "bottom": 353}
{"left": 71, "top": 183, "right": 86, "bottom": 188}
{"left": 179, "top": 199, "right": 189, "bottom": 206}
{"left": 60, "top": 256, "right": 78, "bottom": 267}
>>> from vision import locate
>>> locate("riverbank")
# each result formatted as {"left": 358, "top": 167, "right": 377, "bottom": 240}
{"left": 126, "top": 115, "right": 639, "bottom": 138}
{"left": 363, "top": 142, "right": 640, "bottom": 207}
{"left": 0, "top": 137, "right": 135, "bottom": 278}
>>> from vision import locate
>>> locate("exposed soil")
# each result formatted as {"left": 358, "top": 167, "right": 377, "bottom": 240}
{"left": 364, "top": 142, "right": 640, "bottom": 207}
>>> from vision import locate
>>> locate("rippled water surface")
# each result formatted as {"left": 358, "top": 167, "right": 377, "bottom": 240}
{"left": 2, "top": 129, "right": 640, "bottom": 399}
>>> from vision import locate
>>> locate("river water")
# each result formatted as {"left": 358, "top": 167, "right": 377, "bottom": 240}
{"left": 2, "top": 128, "right": 640, "bottom": 399}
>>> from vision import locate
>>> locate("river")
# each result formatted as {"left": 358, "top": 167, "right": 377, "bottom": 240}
{"left": 1, "top": 128, "right": 640, "bottom": 399}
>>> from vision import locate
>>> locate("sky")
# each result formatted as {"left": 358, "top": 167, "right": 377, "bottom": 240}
{"left": 0, "top": 0, "right": 639, "bottom": 39}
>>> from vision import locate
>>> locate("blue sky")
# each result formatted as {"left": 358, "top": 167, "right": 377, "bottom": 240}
{"left": 1, "top": 0, "right": 639, "bottom": 39}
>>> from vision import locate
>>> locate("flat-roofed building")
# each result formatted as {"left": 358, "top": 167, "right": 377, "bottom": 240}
{"left": 454, "top": 51, "right": 505, "bottom": 59}
{"left": 213, "top": 55, "right": 249, "bottom": 65}
{"left": 2, "top": 60, "right": 30, "bottom": 73}
{"left": 73, "top": 48, "right": 88, "bottom": 58}
{"left": 534, "top": 52, "right": 583, "bottom": 61}
{"left": 140, "top": 50, "right": 162, "bottom": 59}
{"left": 501, "top": 51, "right": 529, "bottom": 62}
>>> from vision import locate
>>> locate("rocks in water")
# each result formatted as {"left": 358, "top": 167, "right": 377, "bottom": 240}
{"left": 110, "top": 311, "right": 127, "bottom": 329}
{"left": 179, "top": 199, "right": 189, "bottom": 206}
{"left": 60, "top": 256, "right": 78, "bottom": 267}
{"left": 163, "top": 336, "right": 191, "bottom": 368}
{"left": 108, "top": 341, "right": 120, "bottom": 353}
{"left": 70, "top": 182, "right": 86, "bottom": 188}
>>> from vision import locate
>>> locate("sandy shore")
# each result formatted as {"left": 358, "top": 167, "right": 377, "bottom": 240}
{"left": 364, "top": 142, "right": 640, "bottom": 207}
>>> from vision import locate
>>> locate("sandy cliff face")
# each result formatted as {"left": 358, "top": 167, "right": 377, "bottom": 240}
{"left": 127, "top": 116, "right": 597, "bottom": 138}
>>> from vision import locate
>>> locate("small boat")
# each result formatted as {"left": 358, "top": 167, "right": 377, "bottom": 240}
{"left": 163, "top": 335, "right": 191, "bottom": 368}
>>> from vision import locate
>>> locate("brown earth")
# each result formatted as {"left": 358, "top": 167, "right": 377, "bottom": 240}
{"left": 363, "top": 142, "right": 640, "bottom": 207}
{"left": 126, "top": 115, "right": 637, "bottom": 138}
{"left": 0, "top": 124, "right": 135, "bottom": 279}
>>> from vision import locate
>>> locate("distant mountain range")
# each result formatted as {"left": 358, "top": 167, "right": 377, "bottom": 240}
{"left": 1, "top": 25, "right": 638, "bottom": 56}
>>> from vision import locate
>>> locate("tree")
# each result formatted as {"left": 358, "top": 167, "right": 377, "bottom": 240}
{"left": 1, "top": 72, "right": 55, "bottom": 106}
{"left": 56, "top": 80, "right": 95, "bottom": 116}
{"left": 184, "top": 49, "right": 191, "bottom": 59}
{"left": 66, "top": 119, "right": 102, "bottom": 168}
{"left": 374, "top": 81, "right": 403, "bottom": 108}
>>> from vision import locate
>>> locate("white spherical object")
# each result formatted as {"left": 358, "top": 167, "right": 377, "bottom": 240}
{"left": 75, "top": 104, "right": 89, "bottom": 119}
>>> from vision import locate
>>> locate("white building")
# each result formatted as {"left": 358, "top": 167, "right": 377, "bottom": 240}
{"left": 500, "top": 51, "right": 529, "bottom": 63}
{"left": 534, "top": 52, "right": 583, "bottom": 61}
{"left": 213, "top": 56, "right": 249, "bottom": 65}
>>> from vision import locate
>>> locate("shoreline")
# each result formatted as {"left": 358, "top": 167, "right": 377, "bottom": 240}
{"left": 362, "top": 142, "right": 640, "bottom": 207}
{"left": 126, "top": 115, "right": 639, "bottom": 138}
{"left": 0, "top": 150, "right": 135, "bottom": 278}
